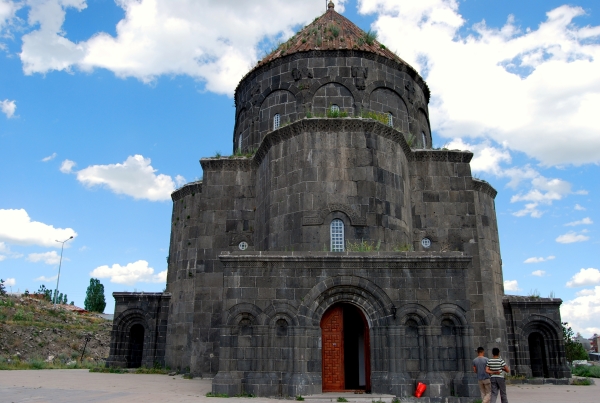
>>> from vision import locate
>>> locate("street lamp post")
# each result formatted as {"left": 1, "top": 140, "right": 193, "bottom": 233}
{"left": 54, "top": 236, "right": 74, "bottom": 305}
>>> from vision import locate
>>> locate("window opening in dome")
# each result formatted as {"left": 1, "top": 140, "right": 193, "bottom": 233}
{"left": 238, "top": 135, "right": 242, "bottom": 152}
{"left": 387, "top": 112, "right": 393, "bottom": 127}
{"left": 421, "top": 131, "right": 427, "bottom": 148}
{"left": 330, "top": 219, "right": 345, "bottom": 252}
{"left": 330, "top": 104, "right": 340, "bottom": 114}
{"left": 273, "top": 114, "right": 281, "bottom": 130}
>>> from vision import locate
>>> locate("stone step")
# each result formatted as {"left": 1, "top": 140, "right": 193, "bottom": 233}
{"left": 302, "top": 392, "right": 396, "bottom": 403}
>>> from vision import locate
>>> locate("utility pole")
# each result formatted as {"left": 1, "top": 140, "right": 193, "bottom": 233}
{"left": 54, "top": 236, "right": 74, "bottom": 305}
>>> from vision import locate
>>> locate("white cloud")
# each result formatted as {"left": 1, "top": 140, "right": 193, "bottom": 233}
{"left": 565, "top": 217, "right": 593, "bottom": 227}
{"left": 0, "top": 255, "right": 5, "bottom": 261}
{"left": 531, "top": 270, "right": 546, "bottom": 277}
{"left": 27, "top": 251, "right": 63, "bottom": 265}
{"left": 74, "top": 155, "right": 184, "bottom": 201}
{"left": 504, "top": 279, "right": 520, "bottom": 291}
{"left": 360, "top": 0, "right": 600, "bottom": 166}
{"left": 445, "top": 138, "right": 511, "bottom": 176}
{"left": 15, "top": 0, "right": 346, "bottom": 95}
{"left": 562, "top": 286, "right": 600, "bottom": 337}
{"left": 574, "top": 204, "right": 586, "bottom": 211}
{"left": 566, "top": 268, "right": 600, "bottom": 288}
{"left": 60, "top": 159, "right": 76, "bottom": 173}
{"left": 0, "top": 209, "right": 77, "bottom": 247}
{"left": 1, "top": 99, "right": 16, "bottom": 118}
{"left": 524, "top": 256, "right": 555, "bottom": 264}
{"left": 0, "top": 0, "right": 20, "bottom": 30}
{"left": 35, "top": 275, "right": 58, "bottom": 282}
{"left": 90, "top": 259, "right": 166, "bottom": 285}
{"left": 556, "top": 231, "right": 590, "bottom": 244}
{"left": 42, "top": 153, "right": 57, "bottom": 162}
{"left": 4, "top": 277, "right": 16, "bottom": 286}
{"left": 512, "top": 203, "right": 543, "bottom": 218}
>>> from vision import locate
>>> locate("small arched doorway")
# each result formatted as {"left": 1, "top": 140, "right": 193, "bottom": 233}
{"left": 528, "top": 332, "right": 549, "bottom": 377}
{"left": 321, "top": 303, "right": 371, "bottom": 392}
{"left": 127, "top": 324, "right": 145, "bottom": 368}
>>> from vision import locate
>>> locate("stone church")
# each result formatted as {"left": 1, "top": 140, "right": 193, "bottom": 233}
{"left": 107, "top": 2, "right": 570, "bottom": 399}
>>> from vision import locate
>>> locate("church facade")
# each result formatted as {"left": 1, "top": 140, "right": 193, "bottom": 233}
{"left": 107, "top": 3, "right": 570, "bottom": 399}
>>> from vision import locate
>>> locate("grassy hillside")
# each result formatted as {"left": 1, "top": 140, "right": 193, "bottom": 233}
{"left": 0, "top": 294, "right": 111, "bottom": 370}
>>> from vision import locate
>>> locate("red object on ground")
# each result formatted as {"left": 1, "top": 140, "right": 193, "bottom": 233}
{"left": 415, "top": 382, "right": 427, "bottom": 397}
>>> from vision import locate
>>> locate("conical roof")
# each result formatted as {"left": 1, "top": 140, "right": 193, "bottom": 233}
{"left": 256, "top": 2, "right": 408, "bottom": 69}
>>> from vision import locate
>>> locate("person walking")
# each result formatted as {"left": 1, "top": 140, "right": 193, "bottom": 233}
{"left": 486, "top": 347, "right": 510, "bottom": 403}
{"left": 472, "top": 347, "right": 491, "bottom": 403}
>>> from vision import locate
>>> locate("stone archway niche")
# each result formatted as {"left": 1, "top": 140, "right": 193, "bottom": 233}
{"left": 127, "top": 323, "right": 145, "bottom": 368}
{"left": 321, "top": 303, "right": 371, "bottom": 392}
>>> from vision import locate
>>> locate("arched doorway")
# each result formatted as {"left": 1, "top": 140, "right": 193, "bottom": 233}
{"left": 321, "top": 303, "right": 371, "bottom": 392}
{"left": 528, "top": 332, "right": 549, "bottom": 378}
{"left": 127, "top": 324, "right": 145, "bottom": 368}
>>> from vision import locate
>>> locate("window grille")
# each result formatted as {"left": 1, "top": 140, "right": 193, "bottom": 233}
{"left": 387, "top": 112, "right": 393, "bottom": 127}
{"left": 330, "top": 219, "right": 345, "bottom": 252}
{"left": 273, "top": 114, "right": 281, "bottom": 130}
{"left": 421, "top": 131, "right": 427, "bottom": 148}
{"left": 330, "top": 104, "right": 340, "bottom": 114}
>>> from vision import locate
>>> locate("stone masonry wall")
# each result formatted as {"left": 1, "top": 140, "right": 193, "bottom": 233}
{"left": 213, "top": 252, "right": 478, "bottom": 398}
{"left": 166, "top": 161, "right": 256, "bottom": 375}
{"left": 233, "top": 51, "right": 431, "bottom": 153}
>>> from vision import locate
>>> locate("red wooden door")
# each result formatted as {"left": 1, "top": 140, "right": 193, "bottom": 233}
{"left": 321, "top": 305, "right": 345, "bottom": 391}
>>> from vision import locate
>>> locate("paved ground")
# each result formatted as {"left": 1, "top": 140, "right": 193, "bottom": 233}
{"left": 1, "top": 370, "right": 599, "bottom": 403}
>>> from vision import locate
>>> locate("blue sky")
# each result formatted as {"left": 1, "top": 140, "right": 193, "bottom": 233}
{"left": 0, "top": 0, "right": 599, "bottom": 336}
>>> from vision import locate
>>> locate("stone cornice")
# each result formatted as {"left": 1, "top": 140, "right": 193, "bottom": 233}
{"left": 219, "top": 251, "right": 471, "bottom": 270}
{"left": 171, "top": 181, "right": 202, "bottom": 202}
{"left": 502, "top": 295, "right": 562, "bottom": 305}
{"left": 112, "top": 292, "right": 171, "bottom": 299}
{"left": 472, "top": 178, "right": 498, "bottom": 199}
{"left": 199, "top": 158, "right": 254, "bottom": 172}
{"left": 412, "top": 150, "right": 473, "bottom": 163}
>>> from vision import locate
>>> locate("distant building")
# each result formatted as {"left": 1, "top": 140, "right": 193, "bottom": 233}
{"left": 107, "top": 2, "right": 571, "bottom": 398}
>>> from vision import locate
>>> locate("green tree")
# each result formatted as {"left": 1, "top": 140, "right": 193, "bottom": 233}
{"left": 84, "top": 278, "right": 106, "bottom": 313}
{"left": 36, "top": 285, "right": 52, "bottom": 301}
{"left": 0, "top": 279, "right": 6, "bottom": 296}
{"left": 563, "top": 322, "right": 589, "bottom": 364}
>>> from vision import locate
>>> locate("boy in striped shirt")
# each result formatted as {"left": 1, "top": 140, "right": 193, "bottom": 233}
{"left": 486, "top": 347, "right": 509, "bottom": 403}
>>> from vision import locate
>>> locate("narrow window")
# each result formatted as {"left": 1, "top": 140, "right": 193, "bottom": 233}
{"left": 238, "top": 135, "right": 242, "bottom": 152}
{"left": 273, "top": 114, "right": 281, "bottom": 130}
{"left": 330, "top": 104, "right": 340, "bottom": 114}
{"left": 421, "top": 131, "right": 427, "bottom": 148}
{"left": 387, "top": 112, "right": 393, "bottom": 127}
{"left": 330, "top": 219, "right": 345, "bottom": 252}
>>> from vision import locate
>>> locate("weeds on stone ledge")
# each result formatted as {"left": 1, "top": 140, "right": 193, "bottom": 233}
{"left": 346, "top": 239, "right": 381, "bottom": 252}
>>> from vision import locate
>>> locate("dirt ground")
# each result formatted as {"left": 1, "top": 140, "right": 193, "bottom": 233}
{"left": 1, "top": 370, "right": 599, "bottom": 403}
{"left": 0, "top": 295, "right": 111, "bottom": 365}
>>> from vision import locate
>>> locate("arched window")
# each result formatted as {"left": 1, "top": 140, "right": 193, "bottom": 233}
{"left": 330, "top": 104, "right": 340, "bottom": 115}
{"left": 238, "top": 135, "right": 242, "bottom": 152}
{"left": 273, "top": 114, "right": 281, "bottom": 130}
{"left": 330, "top": 219, "right": 345, "bottom": 252}
{"left": 387, "top": 112, "right": 393, "bottom": 127}
{"left": 421, "top": 131, "right": 427, "bottom": 148}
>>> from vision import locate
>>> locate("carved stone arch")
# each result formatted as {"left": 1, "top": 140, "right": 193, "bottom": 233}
{"left": 225, "top": 302, "right": 264, "bottom": 326}
{"left": 299, "top": 275, "right": 393, "bottom": 327}
{"left": 397, "top": 303, "right": 433, "bottom": 326}
{"left": 321, "top": 203, "right": 367, "bottom": 226}
{"left": 111, "top": 308, "right": 152, "bottom": 368}
{"left": 258, "top": 89, "right": 297, "bottom": 111}
{"left": 263, "top": 302, "right": 300, "bottom": 326}
{"left": 311, "top": 81, "right": 357, "bottom": 117}
{"left": 431, "top": 303, "right": 469, "bottom": 326}
{"left": 518, "top": 315, "right": 562, "bottom": 340}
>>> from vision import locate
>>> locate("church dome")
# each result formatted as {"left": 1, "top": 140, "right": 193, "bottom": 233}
{"left": 236, "top": 2, "right": 430, "bottom": 103}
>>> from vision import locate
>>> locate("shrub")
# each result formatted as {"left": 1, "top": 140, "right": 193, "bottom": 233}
{"left": 13, "top": 309, "right": 34, "bottom": 321}
{"left": 337, "top": 398, "right": 348, "bottom": 402}
{"left": 572, "top": 365, "right": 600, "bottom": 378}
{"left": 572, "top": 377, "right": 593, "bottom": 385}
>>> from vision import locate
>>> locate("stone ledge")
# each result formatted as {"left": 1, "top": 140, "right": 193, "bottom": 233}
{"left": 171, "top": 181, "right": 202, "bottom": 202}
{"left": 219, "top": 251, "right": 471, "bottom": 270}
{"left": 472, "top": 178, "right": 497, "bottom": 199}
